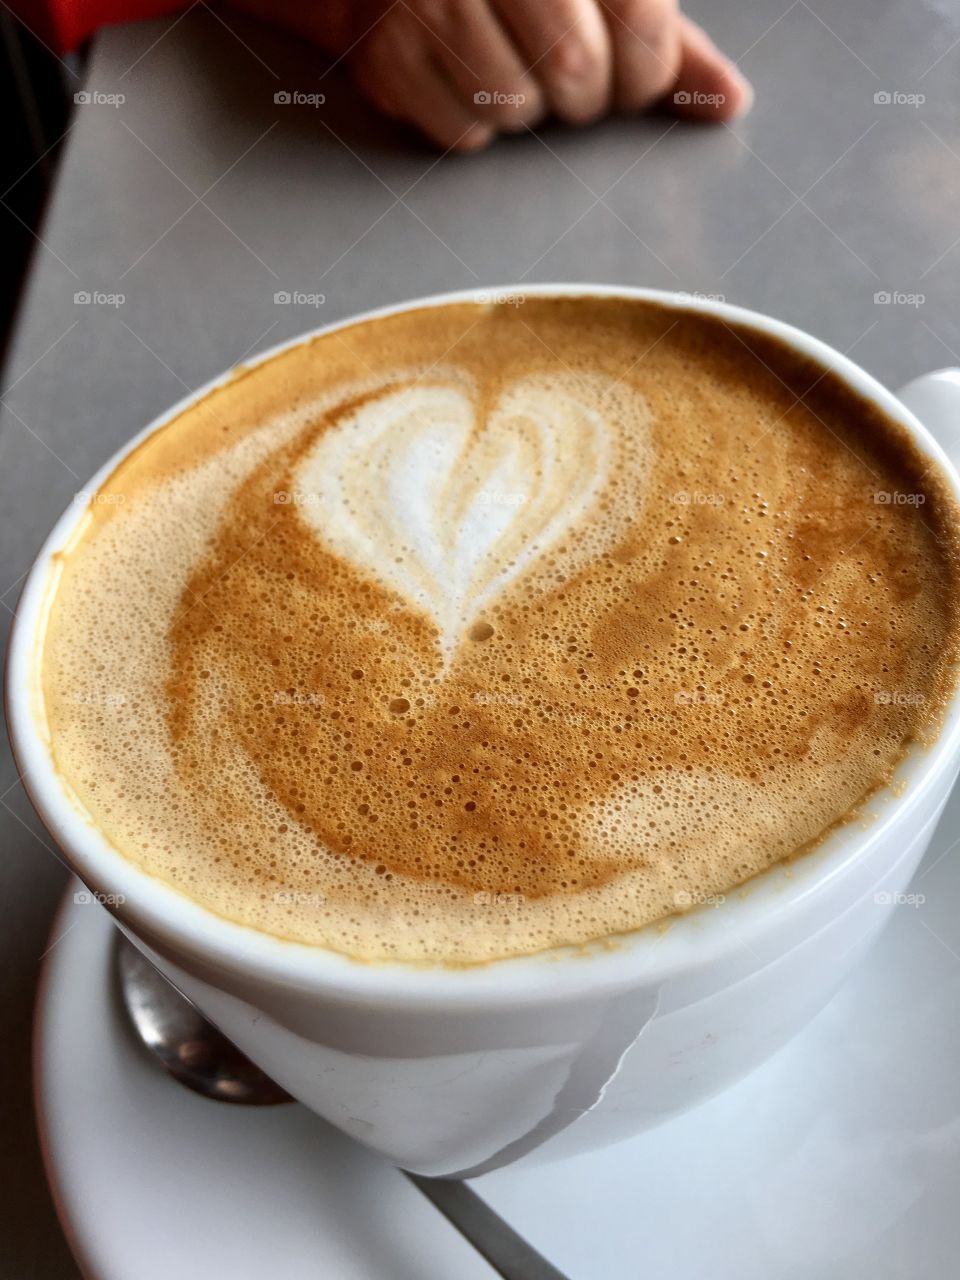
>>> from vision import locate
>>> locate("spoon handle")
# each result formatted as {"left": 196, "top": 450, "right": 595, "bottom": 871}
{"left": 405, "top": 1173, "right": 570, "bottom": 1280}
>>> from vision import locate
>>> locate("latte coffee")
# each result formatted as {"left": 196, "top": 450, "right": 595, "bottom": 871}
{"left": 39, "top": 297, "right": 960, "bottom": 962}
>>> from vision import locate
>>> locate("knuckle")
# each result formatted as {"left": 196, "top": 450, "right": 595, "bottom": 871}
{"left": 537, "top": 17, "right": 611, "bottom": 123}
{"left": 542, "top": 30, "right": 600, "bottom": 83}
{"left": 614, "top": 8, "right": 681, "bottom": 106}
{"left": 613, "top": 0, "right": 675, "bottom": 40}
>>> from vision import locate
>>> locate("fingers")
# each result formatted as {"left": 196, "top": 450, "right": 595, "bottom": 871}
{"left": 351, "top": 11, "right": 495, "bottom": 151}
{"left": 490, "top": 0, "right": 613, "bottom": 125}
{"left": 600, "top": 0, "right": 683, "bottom": 112}
{"left": 668, "top": 15, "right": 754, "bottom": 120}
{"left": 397, "top": 57, "right": 497, "bottom": 150}
{"left": 346, "top": 0, "right": 752, "bottom": 151}
{"left": 352, "top": 0, "right": 614, "bottom": 147}
{"left": 599, "top": 1, "right": 751, "bottom": 120}
{"left": 412, "top": 0, "right": 546, "bottom": 131}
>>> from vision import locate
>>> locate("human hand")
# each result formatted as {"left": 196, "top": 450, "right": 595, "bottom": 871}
{"left": 235, "top": 0, "right": 753, "bottom": 150}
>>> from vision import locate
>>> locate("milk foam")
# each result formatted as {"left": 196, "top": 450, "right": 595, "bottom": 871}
{"left": 295, "top": 373, "right": 638, "bottom": 659}
{"left": 39, "top": 298, "right": 960, "bottom": 963}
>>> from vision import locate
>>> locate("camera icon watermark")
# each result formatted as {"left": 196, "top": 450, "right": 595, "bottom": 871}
{"left": 274, "top": 90, "right": 325, "bottom": 107}
{"left": 674, "top": 90, "right": 726, "bottom": 107}
{"left": 874, "top": 690, "right": 926, "bottom": 706}
{"left": 473, "top": 891, "right": 527, "bottom": 908}
{"left": 74, "top": 290, "right": 125, "bottom": 308}
{"left": 676, "top": 290, "right": 726, "bottom": 304}
{"left": 272, "top": 889, "right": 327, "bottom": 906}
{"left": 873, "top": 90, "right": 925, "bottom": 107}
{"left": 873, "top": 490, "right": 925, "bottom": 506}
{"left": 473, "top": 90, "right": 527, "bottom": 107}
{"left": 674, "top": 690, "right": 724, "bottom": 706}
{"left": 671, "top": 490, "right": 725, "bottom": 506}
{"left": 476, "top": 490, "right": 528, "bottom": 508}
{"left": 272, "top": 690, "right": 325, "bottom": 706}
{"left": 673, "top": 889, "right": 726, "bottom": 908}
{"left": 274, "top": 290, "right": 326, "bottom": 307}
{"left": 873, "top": 290, "right": 924, "bottom": 307}
{"left": 74, "top": 90, "right": 125, "bottom": 108}
{"left": 67, "top": 688, "right": 127, "bottom": 706}
{"left": 73, "top": 489, "right": 125, "bottom": 507}
{"left": 273, "top": 488, "right": 323, "bottom": 506}
{"left": 475, "top": 289, "right": 525, "bottom": 307}
{"left": 472, "top": 689, "right": 525, "bottom": 708}
{"left": 74, "top": 889, "right": 127, "bottom": 905}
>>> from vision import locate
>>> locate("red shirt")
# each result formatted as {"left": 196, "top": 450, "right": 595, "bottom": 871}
{"left": 14, "top": 0, "right": 187, "bottom": 52}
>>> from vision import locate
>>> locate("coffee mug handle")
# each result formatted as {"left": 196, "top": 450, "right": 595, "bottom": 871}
{"left": 896, "top": 368, "right": 960, "bottom": 467}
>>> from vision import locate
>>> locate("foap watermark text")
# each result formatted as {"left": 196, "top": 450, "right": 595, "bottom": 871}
{"left": 274, "top": 90, "right": 326, "bottom": 107}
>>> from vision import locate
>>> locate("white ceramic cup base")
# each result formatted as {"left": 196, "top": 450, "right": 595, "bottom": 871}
{"left": 38, "top": 812, "right": 960, "bottom": 1280}
{"left": 9, "top": 286, "right": 960, "bottom": 1176}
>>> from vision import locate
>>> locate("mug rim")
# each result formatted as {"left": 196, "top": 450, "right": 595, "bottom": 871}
{"left": 8, "top": 282, "right": 960, "bottom": 1007}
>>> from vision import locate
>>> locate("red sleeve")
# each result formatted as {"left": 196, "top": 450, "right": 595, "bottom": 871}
{"left": 11, "top": 0, "right": 191, "bottom": 53}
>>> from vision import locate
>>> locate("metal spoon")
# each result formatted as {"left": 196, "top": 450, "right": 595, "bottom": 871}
{"left": 114, "top": 932, "right": 569, "bottom": 1280}
{"left": 115, "top": 934, "right": 292, "bottom": 1104}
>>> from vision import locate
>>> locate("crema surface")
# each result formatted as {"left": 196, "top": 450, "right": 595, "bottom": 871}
{"left": 40, "top": 298, "right": 960, "bottom": 962}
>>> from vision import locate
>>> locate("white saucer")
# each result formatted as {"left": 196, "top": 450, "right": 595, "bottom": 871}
{"left": 37, "top": 779, "right": 960, "bottom": 1280}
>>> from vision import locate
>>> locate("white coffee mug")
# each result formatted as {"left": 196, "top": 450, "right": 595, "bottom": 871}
{"left": 8, "top": 287, "right": 960, "bottom": 1178}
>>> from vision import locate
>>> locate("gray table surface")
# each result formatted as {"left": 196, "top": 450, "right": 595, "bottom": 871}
{"left": 3, "top": 2, "right": 960, "bottom": 1274}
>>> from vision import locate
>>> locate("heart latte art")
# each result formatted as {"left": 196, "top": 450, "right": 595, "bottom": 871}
{"left": 294, "top": 373, "right": 646, "bottom": 658}
{"left": 40, "top": 298, "right": 960, "bottom": 963}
